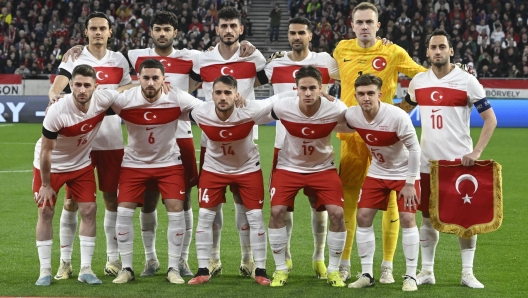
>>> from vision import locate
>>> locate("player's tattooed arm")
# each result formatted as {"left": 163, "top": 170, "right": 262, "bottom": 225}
{"left": 62, "top": 45, "right": 84, "bottom": 62}
{"left": 265, "top": 51, "right": 285, "bottom": 64}
{"left": 394, "top": 94, "right": 417, "bottom": 113}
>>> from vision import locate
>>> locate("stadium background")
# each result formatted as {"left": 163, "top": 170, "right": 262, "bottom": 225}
{"left": 0, "top": 0, "right": 527, "bottom": 297}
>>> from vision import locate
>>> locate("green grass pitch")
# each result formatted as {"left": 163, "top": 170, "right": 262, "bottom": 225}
{"left": 0, "top": 123, "right": 526, "bottom": 297}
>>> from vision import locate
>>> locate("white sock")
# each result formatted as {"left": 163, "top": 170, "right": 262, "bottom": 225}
{"left": 104, "top": 210, "right": 119, "bottom": 262}
{"left": 211, "top": 204, "right": 223, "bottom": 260}
{"left": 116, "top": 207, "right": 135, "bottom": 269}
{"left": 402, "top": 227, "right": 419, "bottom": 278}
{"left": 246, "top": 209, "right": 267, "bottom": 269}
{"left": 37, "top": 240, "right": 52, "bottom": 271}
{"left": 327, "top": 231, "right": 346, "bottom": 273}
{"left": 459, "top": 235, "right": 477, "bottom": 275}
{"left": 284, "top": 211, "right": 293, "bottom": 260}
{"left": 420, "top": 217, "right": 439, "bottom": 272}
{"left": 167, "top": 211, "right": 185, "bottom": 269}
{"left": 140, "top": 210, "right": 158, "bottom": 261}
{"left": 311, "top": 208, "right": 327, "bottom": 261}
{"left": 182, "top": 208, "right": 194, "bottom": 262}
{"left": 59, "top": 209, "right": 77, "bottom": 262}
{"left": 196, "top": 208, "right": 216, "bottom": 268}
{"left": 79, "top": 235, "right": 96, "bottom": 269}
{"left": 381, "top": 260, "right": 393, "bottom": 269}
{"left": 356, "top": 226, "right": 375, "bottom": 276}
{"left": 235, "top": 203, "right": 252, "bottom": 262}
{"left": 268, "top": 227, "right": 288, "bottom": 271}
{"left": 340, "top": 259, "right": 351, "bottom": 267}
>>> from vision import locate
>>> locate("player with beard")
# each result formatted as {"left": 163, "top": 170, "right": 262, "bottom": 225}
{"left": 404, "top": 29, "right": 496, "bottom": 288}
{"left": 190, "top": 6, "right": 267, "bottom": 278}
{"left": 34, "top": 64, "right": 123, "bottom": 286}
{"left": 110, "top": 59, "right": 204, "bottom": 284}
{"left": 48, "top": 11, "right": 132, "bottom": 280}
{"left": 62, "top": 11, "right": 256, "bottom": 278}
{"left": 257, "top": 17, "right": 340, "bottom": 279}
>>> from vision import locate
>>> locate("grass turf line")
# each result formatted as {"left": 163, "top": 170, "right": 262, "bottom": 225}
{"left": 0, "top": 124, "right": 526, "bottom": 297}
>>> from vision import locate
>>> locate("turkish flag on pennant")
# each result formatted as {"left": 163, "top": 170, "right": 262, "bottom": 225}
{"left": 429, "top": 160, "right": 503, "bottom": 238}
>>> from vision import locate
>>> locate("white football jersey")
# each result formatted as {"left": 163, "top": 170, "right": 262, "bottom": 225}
{"left": 111, "top": 87, "right": 202, "bottom": 168}
{"left": 265, "top": 51, "right": 339, "bottom": 149}
{"left": 34, "top": 90, "right": 119, "bottom": 172}
{"left": 192, "top": 45, "right": 266, "bottom": 101}
{"left": 128, "top": 48, "right": 201, "bottom": 139}
{"left": 408, "top": 67, "right": 486, "bottom": 173}
{"left": 345, "top": 102, "right": 420, "bottom": 180}
{"left": 191, "top": 97, "right": 277, "bottom": 174}
{"left": 58, "top": 47, "right": 131, "bottom": 150}
{"left": 273, "top": 97, "right": 347, "bottom": 173}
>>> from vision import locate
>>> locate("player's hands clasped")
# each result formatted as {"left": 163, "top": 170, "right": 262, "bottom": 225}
{"left": 399, "top": 184, "right": 419, "bottom": 211}
{"left": 36, "top": 185, "right": 56, "bottom": 210}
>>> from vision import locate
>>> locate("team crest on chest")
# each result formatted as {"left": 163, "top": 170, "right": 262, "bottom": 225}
{"left": 372, "top": 56, "right": 387, "bottom": 71}
{"left": 430, "top": 89, "right": 445, "bottom": 103}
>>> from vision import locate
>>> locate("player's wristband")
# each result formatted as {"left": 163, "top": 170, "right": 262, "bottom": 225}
{"left": 405, "top": 176, "right": 416, "bottom": 185}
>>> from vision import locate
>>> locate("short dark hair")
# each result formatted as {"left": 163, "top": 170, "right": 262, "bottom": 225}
{"left": 354, "top": 74, "right": 383, "bottom": 90}
{"left": 85, "top": 11, "right": 112, "bottom": 31}
{"left": 138, "top": 58, "right": 165, "bottom": 75}
{"left": 289, "top": 17, "right": 313, "bottom": 32}
{"left": 213, "top": 75, "right": 238, "bottom": 90}
{"left": 427, "top": 29, "right": 453, "bottom": 48}
{"left": 295, "top": 65, "right": 322, "bottom": 86}
{"left": 352, "top": 2, "right": 379, "bottom": 19}
{"left": 217, "top": 6, "right": 242, "bottom": 24}
{"left": 71, "top": 64, "right": 96, "bottom": 81}
{"left": 150, "top": 11, "right": 178, "bottom": 30}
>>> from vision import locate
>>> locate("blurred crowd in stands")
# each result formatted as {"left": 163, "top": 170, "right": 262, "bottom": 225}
{"left": 290, "top": 0, "right": 528, "bottom": 78}
{"left": 1, "top": 0, "right": 527, "bottom": 78}
{"left": 0, "top": 0, "right": 252, "bottom": 76}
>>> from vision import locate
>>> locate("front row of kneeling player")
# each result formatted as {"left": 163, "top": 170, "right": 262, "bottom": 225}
{"left": 34, "top": 45, "right": 495, "bottom": 291}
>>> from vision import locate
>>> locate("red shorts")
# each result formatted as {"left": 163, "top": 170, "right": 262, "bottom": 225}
{"left": 418, "top": 173, "right": 430, "bottom": 213}
{"left": 198, "top": 169, "right": 264, "bottom": 209}
{"left": 358, "top": 176, "right": 421, "bottom": 213}
{"left": 271, "top": 147, "right": 316, "bottom": 198}
{"left": 90, "top": 149, "right": 124, "bottom": 192}
{"left": 269, "top": 169, "right": 343, "bottom": 211}
{"left": 177, "top": 138, "right": 198, "bottom": 189}
{"left": 32, "top": 165, "right": 96, "bottom": 207}
{"left": 117, "top": 165, "right": 185, "bottom": 205}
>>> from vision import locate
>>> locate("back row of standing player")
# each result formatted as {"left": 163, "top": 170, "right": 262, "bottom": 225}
{"left": 35, "top": 3, "right": 496, "bottom": 291}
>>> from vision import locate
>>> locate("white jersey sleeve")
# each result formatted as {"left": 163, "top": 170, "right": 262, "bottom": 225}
{"left": 466, "top": 75, "right": 486, "bottom": 103}
{"left": 116, "top": 52, "right": 132, "bottom": 86}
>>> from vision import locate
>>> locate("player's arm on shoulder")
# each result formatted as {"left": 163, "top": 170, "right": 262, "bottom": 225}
{"left": 49, "top": 73, "right": 70, "bottom": 103}
{"left": 334, "top": 105, "right": 355, "bottom": 133}
{"left": 240, "top": 40, "right": 256, "bottom": 57}
{"left": 62, "top": 45, "right": 84, "bottom": 62}
{"left": 175, "top": 89, "right": 204, "bottom": 113}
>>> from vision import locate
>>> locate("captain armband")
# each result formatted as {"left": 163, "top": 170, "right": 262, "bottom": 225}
{"left": 42, "top": 127, "right": 59, "bottom": 139}
{"left": 474, "top": 98, "right": 491, "bottom": 113}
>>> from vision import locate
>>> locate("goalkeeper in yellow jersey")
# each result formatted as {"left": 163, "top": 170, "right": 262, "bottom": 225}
{"left": 332, "top": 2, "right": 426, "bottom": 283}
